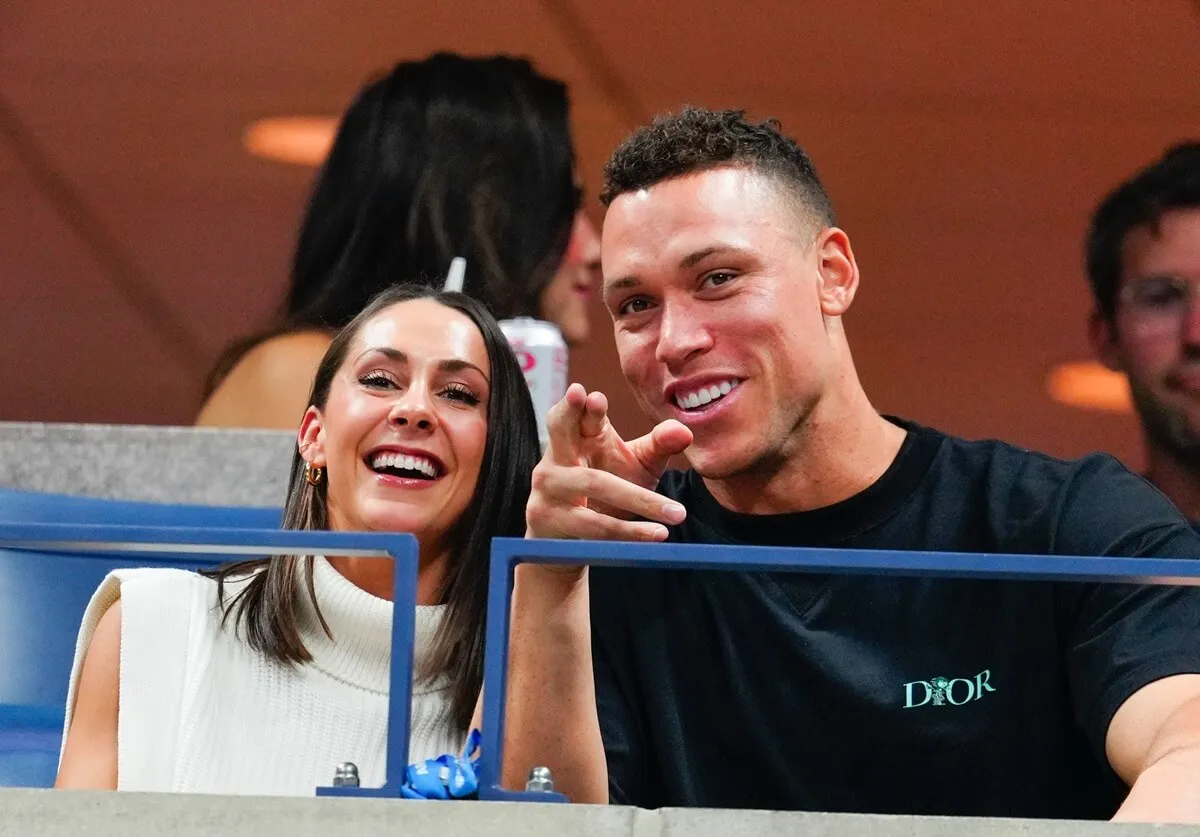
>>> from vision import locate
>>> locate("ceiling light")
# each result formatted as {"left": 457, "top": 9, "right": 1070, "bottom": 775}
{"left": 243, "top": 116, "right": 337, "bottom": 166}
{"left": 1045, "top": 361, "right": 1133, "bottom": 413}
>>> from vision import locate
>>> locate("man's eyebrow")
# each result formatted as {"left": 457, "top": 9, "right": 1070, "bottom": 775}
{"left": 1131, "top": 272, "right": 1187, "bottom": 282}
{"left": 603, "top": 245, "right": 749, "bottom": 300}
{"left": 678, "top": 245, "right": 743, "bottom": 270}
{"left": 602, "top": 276, "right": 641, "bottom": 298}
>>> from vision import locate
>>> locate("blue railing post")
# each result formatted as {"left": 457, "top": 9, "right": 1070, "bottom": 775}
{"left": 477, "top": 539, "right": 530, "bottom": 798}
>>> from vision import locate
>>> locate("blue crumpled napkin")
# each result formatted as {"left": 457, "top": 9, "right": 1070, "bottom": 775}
{"left": 398, "top": 729, "right": 482, "bottom": 800}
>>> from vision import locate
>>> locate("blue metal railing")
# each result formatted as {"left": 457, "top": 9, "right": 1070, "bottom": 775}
{"left": 0, "top": 521, "right": 417, "bottom": 797}
{"left": 476, "top": 537, "right": 1200, "bottom": 802}
{"left": 0, "top": 485, "right": 281, "bottom": 527}
{"left": 7, "top": 514, "right": 1200, "bottom": 802}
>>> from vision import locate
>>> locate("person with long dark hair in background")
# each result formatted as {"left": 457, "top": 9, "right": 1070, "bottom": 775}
{"left": 197, "top": 52, "right": 600, "bottom": 429}
{"left": 58, "top": 283, "right": 539, "bottom": 794}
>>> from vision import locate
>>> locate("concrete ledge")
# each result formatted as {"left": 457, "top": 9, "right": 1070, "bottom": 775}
{"left": 0, "top": 789, "right": 1191, "bottom": 837}
{"left": 0, "top": 422, "right": 293, "bottom": 506}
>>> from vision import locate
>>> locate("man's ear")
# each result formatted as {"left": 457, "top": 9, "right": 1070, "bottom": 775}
{"left": 297, "top": 406, "right": 327, "bottom": 467}
{"left": 815, "top": 227, "right": 860, "bottom": 317}
{"left": 1088, "top": 309, "right": 1122, "bottom": 372}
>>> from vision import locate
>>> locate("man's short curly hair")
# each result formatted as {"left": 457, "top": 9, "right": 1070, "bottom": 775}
{"left": 1087, "top": 142, "right": 1200, "bottom": 323}
{"left": 600, "top": 107, "right": 836, "bottom": 231}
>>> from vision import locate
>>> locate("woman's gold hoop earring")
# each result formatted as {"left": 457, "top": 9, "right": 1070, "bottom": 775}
{"left": 304, "top": 462, "right": 324, "bottom": 486}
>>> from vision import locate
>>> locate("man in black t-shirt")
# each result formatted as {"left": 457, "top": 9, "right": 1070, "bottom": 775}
{"left": 503, "top": 108, "right": 1200, "bottom": 821}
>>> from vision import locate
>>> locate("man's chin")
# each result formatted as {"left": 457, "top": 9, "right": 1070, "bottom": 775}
{"left": 1135, "top": 392, "right": 1200, "bottom": 469}
{"left": 1165, "top": 427, "right": 1200, "bottom": 472}
{"left": 685, "top": 444, "right": 751, "bottom": 482}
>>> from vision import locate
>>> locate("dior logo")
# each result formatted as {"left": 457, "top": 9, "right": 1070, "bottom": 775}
{"left": 903, "top": 669, "right": 996, "bottom": 708}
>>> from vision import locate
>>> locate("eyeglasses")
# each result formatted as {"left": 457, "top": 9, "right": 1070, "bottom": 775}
{"left": 1118, "top": 275, "right": 1200, "bottom": 332}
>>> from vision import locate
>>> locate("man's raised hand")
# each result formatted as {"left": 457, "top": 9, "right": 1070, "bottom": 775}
{"left": 526, "top": 384, "right": 693, "bottom": 541}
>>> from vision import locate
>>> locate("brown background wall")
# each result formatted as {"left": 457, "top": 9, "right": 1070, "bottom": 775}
{"left": 4, "top": 1, "right": 1200, "bottom": 469}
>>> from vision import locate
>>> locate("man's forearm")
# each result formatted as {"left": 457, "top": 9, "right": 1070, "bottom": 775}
{"left": 1113, "top": 694, "right": 1200, "bottom": 823}
{"left": 1114, "top": 745, "right": 1200, "bottom": 822}
{"left": 501, "top": 563, "right": 607, "bottom": 803}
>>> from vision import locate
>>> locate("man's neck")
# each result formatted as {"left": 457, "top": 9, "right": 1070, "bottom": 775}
{"left": 1144, "top": 442, "right": 1200, "bottom": 522}
{"left": 704, "top": 377, "right": 906, "bottom": 516}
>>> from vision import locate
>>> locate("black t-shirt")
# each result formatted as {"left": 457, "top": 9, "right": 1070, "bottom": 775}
{"left": 589, "top": 418, "right": 1200, "bottom": 818}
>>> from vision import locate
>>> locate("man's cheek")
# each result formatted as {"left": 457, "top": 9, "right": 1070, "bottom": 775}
{"left": 1122, "top": 341, "right": 1172, "bottom": 382}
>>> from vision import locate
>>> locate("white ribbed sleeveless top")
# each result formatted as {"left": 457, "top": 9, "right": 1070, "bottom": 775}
{"left": 63, "top": 556, "right": 462, "bottom": 795}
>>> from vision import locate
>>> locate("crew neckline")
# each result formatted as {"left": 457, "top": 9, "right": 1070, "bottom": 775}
{"left": 679, "top": 417, "right": 943, "bottom": 547}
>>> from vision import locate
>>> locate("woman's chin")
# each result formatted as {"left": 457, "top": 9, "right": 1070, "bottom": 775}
{"left": 350, "top": 505, "right": 429, "bottom": 536}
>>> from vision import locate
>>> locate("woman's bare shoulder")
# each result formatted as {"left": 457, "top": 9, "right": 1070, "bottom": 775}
{"left": 195, "top": 330, "right": 332, "bottom": 430}
{"left": 55, "top": 599, "right": 121, "bottom": 788}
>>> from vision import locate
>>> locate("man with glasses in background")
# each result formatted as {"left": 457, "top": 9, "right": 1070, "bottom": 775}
{"left": 1088, "top": 144, "right": 1200, "bottom": 524}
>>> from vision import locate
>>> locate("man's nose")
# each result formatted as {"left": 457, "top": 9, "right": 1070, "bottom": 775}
{"left": 655, "top": 297, "right": 714, "bottom": 369}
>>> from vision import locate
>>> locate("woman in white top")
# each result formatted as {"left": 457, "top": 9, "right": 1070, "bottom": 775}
{"left": 55, "top": 283, "right": 540, "bottom": 795}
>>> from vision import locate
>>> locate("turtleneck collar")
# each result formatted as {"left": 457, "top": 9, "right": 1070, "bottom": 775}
{"left": 294, "top": 556, "right": 448, "bottom": 695}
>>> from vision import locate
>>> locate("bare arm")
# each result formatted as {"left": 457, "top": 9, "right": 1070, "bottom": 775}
{"left": 502, "top": 565, "right": 604, "bottom": 799}
{"left": 195, "top": 330, "right": 331, "bottom": 430}
{"left": 1109, "top": 673, "right": 1200, "bottom": 822}
{"left": 55, "top": 601, "right": 122, "bottom": 789}
{"left": 501, "top": 385, "right": 691, "bottom": 802}
{"left": 469, "top": 566, "right": 603, "bottom": 801}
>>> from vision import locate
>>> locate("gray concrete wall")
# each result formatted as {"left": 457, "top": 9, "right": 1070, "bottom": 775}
{"left": 0, "top": 789, "right": 1187, "bottom": 837}
{"left": 0, "top": 422, "right": 293, "bottom": 506}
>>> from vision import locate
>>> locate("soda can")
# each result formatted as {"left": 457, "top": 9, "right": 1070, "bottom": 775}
{"left": 499, "top": 317, "right": 568, "bottom": 448}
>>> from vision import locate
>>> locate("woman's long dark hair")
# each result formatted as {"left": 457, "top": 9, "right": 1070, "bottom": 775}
{"left": 206, "top": 53, "right": 578, "bottom": 394}
{"left": 204, "top": 283, "right": 540, "bottom": 732}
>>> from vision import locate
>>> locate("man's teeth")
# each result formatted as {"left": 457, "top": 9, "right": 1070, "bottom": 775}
{"left": 675, "top": 379, "right": 738, "bottom": 410}
{"left": 370, "top": 452, "right": 438, "bottom": 478}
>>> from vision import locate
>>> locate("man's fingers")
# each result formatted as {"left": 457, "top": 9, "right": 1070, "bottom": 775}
{"left": 578, "top": 391, "right": 610, "bottom": 440}
{"left": 544, "top": 383, "right": 590, "bottom": 465}
{"left": 533, "top": 464, "right": 686, "bottom": 526}
{"left": 530, "top": 389, "right": 687, "bottom": 543}
{"left": 528, "top": 503, "right": 672, "bottom": 543}
{"left": 627, "top": 419, "right": 694, "bottom": 478}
